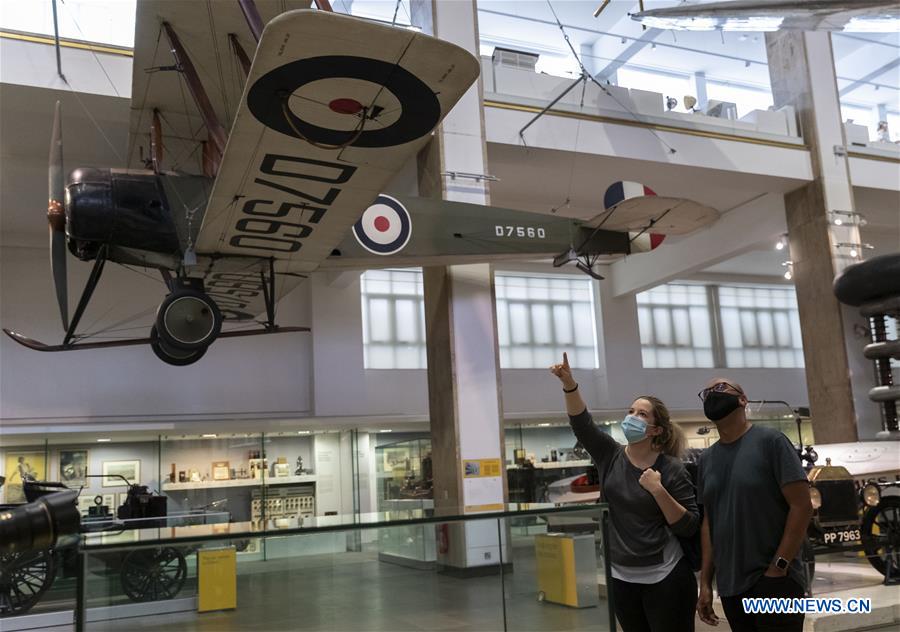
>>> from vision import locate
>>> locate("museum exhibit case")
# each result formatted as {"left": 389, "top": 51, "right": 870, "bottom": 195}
{"left": 72, "top": 503, "right": 614, "bottom": 632}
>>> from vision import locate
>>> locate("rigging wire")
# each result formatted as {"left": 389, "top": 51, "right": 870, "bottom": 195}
{"left": 543, "top": 0, "right": 677, "bottom": 156}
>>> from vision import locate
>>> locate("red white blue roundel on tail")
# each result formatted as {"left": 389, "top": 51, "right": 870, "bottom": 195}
{"left": 353, "top": 195, "right": 412, "bottom": 255}
{"left": 603, "top": 181, "right": 657, "bottom": 211}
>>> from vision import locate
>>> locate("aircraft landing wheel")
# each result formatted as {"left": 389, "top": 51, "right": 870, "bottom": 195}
{"left": 150, "top": 326, "right": 207, "bottom": 366}
{"left": 156, "top": 289, "right": 221, "bottom": 351}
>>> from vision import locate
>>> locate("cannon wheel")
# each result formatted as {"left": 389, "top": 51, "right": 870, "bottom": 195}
{"left": 861, "top": 496, "right": 900, "bottom": 577}
{"left": 120, "top": 547, "right": 187, "bottom": 602}
{"left": 0, "top": 550, "right": 56, "bottom": 617}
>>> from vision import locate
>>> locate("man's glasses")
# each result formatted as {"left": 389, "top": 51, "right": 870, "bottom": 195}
{"left": 698, "top": 382, "right": 742, "bottom": 402}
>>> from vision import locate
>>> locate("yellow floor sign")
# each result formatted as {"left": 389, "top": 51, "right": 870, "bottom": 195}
{"left": 198, "top": 547, "right": 237, "bottom": 612}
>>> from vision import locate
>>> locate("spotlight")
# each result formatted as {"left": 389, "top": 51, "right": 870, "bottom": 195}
{"left": 775, "top": 234, "right": 788, "bottom": 251}
{"left": 834, "top": 218, "right": 843, "bottom": 226}
{"left": 666, "top": 96, "right": 678, "bottom": 111}
{"left": 784, "top": 270, "right": 793, "bottom": 280}
{"left": 621, "top": 36, "right": 627, "bottom": 44}
{"left": 850, "top": 248, "right": 858, "bottom": 258}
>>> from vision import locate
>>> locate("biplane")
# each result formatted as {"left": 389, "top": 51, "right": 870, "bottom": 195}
{"left": 3, "top": 1, "right": 719, "bottom": 366}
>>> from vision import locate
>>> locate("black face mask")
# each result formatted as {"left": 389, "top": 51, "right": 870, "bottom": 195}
{"left": 704, "top": 391, "right": 743, "bottom": 421}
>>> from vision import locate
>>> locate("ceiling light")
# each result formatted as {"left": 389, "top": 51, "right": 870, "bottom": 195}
{"left": 201, "top": 434, "right": 217, "bottom": 438}
{"left": 850, "top": 248, "right": 858, "bottom": 258}
{"left": 834, "top": 218, "right": 843, "bottom": 226}
{"left": 379, "top": 429, "right": 393, "bottom": 433}
{"left": 97, "top": 438, "right": 111, "bottom": 443}
{"left": 783, "top": 270, "right": 793, "bottom": 280}
{"left": 297, "top": 430, "right": 311, "bottom": 435}
{"left": 620, "top": 36, "right": 627, "bottom": 44}
{"left": 775, "top": 235, "right": 788, "bottom": 251}
{"left": 538, "top": 423, "right": 552, "bottom": 427}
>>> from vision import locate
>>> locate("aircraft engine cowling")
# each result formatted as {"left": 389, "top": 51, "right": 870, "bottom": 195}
{"left": 629, "top": 232, "right": 666, "bottom": 253}
{"left": 66, "top": 168, "right": 181, "bottom": 261}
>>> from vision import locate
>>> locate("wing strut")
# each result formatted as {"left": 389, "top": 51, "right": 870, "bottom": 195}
{"left": 63, "top": 245, "right": 108, "bottom": 346}
{"left": 161, "top": 22, "right": 226, "bottom": 167}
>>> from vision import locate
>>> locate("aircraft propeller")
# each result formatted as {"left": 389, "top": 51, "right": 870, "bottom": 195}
{"left": 48, "top": 100, "right": 68, "bottom": 331}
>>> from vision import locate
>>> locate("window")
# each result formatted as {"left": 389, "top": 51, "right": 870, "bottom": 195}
{"left": 637, "top": 282, "right": 804, "bottom": 369}
{"left": 1, "top": 1, "right": 137, "bottom": 48}
{"left": 495, "top": 274, "right": 599, "bottom": 369}
{"left": 636, "top": 284, "right": 715, "bottom": 368}
{"left": 719, "top": 285, "right": 804, "bottom": 368}
{"left": 361, "top": 269, "right": 426, "bottom": 369}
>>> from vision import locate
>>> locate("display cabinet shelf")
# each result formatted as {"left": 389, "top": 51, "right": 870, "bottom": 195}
{"left": 162, "top": 474, "right": 316, "bottom": 491}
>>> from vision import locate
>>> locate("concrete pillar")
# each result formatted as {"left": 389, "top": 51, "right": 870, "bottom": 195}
{"left": 766, "top": 31, "right": 873, "bottom": 442}
{"left": 411, "top": 0, "right": 507, "bottom": 570}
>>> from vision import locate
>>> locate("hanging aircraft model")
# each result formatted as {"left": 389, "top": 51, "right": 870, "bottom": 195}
{"left": 629, "top": 0, "right": 900, "bottom": 32}
{"left": 3, "top": 1, "right": 719, "bottom": 366}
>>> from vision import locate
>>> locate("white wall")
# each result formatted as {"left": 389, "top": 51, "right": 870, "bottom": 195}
{"left": 0, "top": 245, "right": 313, "bottom": 422}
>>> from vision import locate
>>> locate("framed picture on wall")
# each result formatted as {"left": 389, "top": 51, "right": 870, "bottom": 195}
{"left": 101, "top": 460, "right": 140, "bottom": 487}
{"left": 59, "top": 449, "right": 89, "bottom": 487}
{"left": 77, "top": 494, "right": 96, "bottom": 514}
{"left": 3, "top": 452, "right": 46, "bottom": 503}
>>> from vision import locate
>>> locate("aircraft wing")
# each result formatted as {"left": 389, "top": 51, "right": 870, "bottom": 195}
{"left": 631, "top": 0, "right": 899, "bottom": 32}
{"left": 128, "top": 0, "right": 310, "bottom": 174}
{"left": 192, "top": 9, "right": 480, "bottom": 275}
{"left": 584, "top": 196, "right": 719, "bottom": 235}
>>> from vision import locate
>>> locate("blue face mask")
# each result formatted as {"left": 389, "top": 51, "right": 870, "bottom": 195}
{"left": 621, "top": 415, "right": 649, "bottom": 444}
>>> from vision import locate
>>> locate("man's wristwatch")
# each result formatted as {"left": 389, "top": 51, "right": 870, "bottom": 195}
{"left": 773, "top": 556, "right": 789, "bottom": 571}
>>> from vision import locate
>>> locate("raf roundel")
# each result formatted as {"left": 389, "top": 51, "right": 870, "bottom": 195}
{"left": 352, "top": 195, "right": 412, "bottom": 255}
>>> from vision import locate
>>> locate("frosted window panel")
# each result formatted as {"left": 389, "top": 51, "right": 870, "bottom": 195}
{"left": 550, "top": 282, "right": 571, "bottom": 301}
{"left": 638, "top": 307, "right": 653, "bottom": 345}
{"left": 779, "top": 349, "right": 795, "bottom": 367}
{"left": 745, "top": 349, "right": 762, "bottom": 366}
{"left": 510, "top": 347, "right": 533, "bottom": 368}
{"left": 419, "top": 302, "right": 426, "bottom": 336}
{"left": 762, "top": 350, "right": 779, "bottom": 367}
{"left": 795, "top": 350, "right": 805, "bottom": 367}
{"left": 737, "top": 287, "right": 754, "bottom": 304}
{"left": 368, "top": 299, "right": 391, "bottom": 341}
{"left": 496, "top": 302, "right": 511, "bottom": 346}
{"left": 395, "top": 299, "right": 418, "bottom": 342}
{"left": 773, "top": 312, "right": 791, "bottom": 347}
{"left": 365, "top": 278, "right": 392, "bottom": 294}
{"left": 532, "top": 347, "right": 555, "bottom": 367}
{"left": 740, "top": 311, "right": 758, "bottom": 346}
{"left": 726, "top": 350, "right": 745, "bottom": 368}
{"left": 677, "top": 349, "right": 695, "bottom": 367}
{"left": 653, "top": 308, "right": 672, "bottom": 346}
{"left": 719, "top": 289, "right": 737, "bottom": 307}
{"left": 657, "top": 349, "right": 677, "bottom": 368}
{"left": 527, "top": 280, "right": 550, "bottom": 301}
{"left": 505, "top": 280, "right": 528, "bottom": 300}
{"left": 500, "top": 348, "right": 510, "bottom": 366}
{"left": 642, "top": 348, "right": 657, "bottom": 368}
{"left": 757, "top": 311, "right": 775, "bottom": 347}
{"left": 695, "top": 350, "right": 714, "bottom": 368}
{"left": 495, "top": 282, "right": 506, "bottom": 299}
{"left": 509, "top": 303, "right": 531, "bottom": 344}
{"left": 571, "top": 287, "right": 591, "bottom": 302}
{"left": 420, "top": 348, "right": 428, "bottom": 368}
{"left": 572, "top": 304, "right": 594, "bottom": 340}
{"left": 553, "top": 304, "right": 574, "bottom": 344}
{"left": 576, "top": 349, "right": 596, "bottom": 368}
{"left": 687, "top": 288, "right": 705, "bottom": 306}
{"left": 391, "top": 277, "right": 419, "bottom": 295}
{"left": 531, "top": 304, "right": 552, "bottom": 344}
{"left": 672, "top": 308, "right": 691, "bottom": 346}
{"left": 367, "top": 345, "right": 394, "bottom": 369}
{"left": 394, "top": 346, "right": 420, "bottom": 369}
{"left": 669, "top": 287, "right": 688, "bottom": 306}
{"left": 790, "top": 313, "right": 803, "bottom": 350}
{"left": 690, "top": 307, "right": 712, "bottom": 347}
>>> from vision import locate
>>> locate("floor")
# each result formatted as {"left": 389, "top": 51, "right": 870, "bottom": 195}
{"left": 11, "top": 547, "right": 899, "bottom": 631}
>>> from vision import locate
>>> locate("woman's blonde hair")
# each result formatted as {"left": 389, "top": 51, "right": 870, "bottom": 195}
{"left": 634, "top": 395, "right": 685, "bottom": 458}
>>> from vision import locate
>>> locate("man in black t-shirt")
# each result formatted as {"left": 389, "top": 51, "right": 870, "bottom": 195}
{"left": 695, "top": 379, "right": 813, "bottom": 632}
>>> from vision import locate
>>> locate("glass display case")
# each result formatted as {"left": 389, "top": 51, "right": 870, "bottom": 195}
{"left": 374, "top": 438, "right": 435, "bottom": 567}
